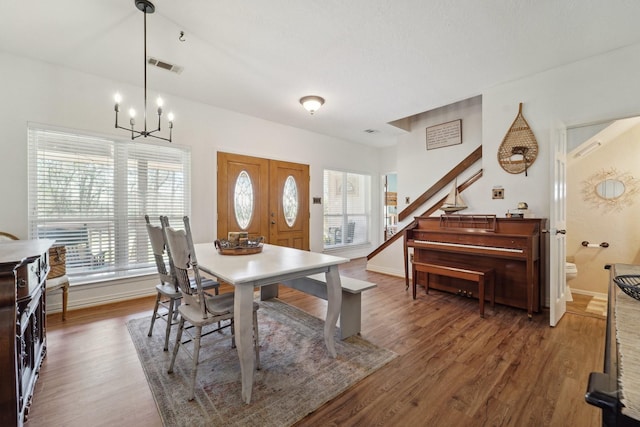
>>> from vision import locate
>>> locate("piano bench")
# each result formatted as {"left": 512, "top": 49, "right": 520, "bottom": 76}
{"left": 259, "top": 274, "right": 377, "bottom": 339}
{"left": 412, "top": 262, "right": 495, "bottom": 317}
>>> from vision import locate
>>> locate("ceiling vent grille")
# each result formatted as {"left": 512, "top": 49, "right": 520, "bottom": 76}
{"left": 147, "top": 57, "right": 183, "bottom": 74}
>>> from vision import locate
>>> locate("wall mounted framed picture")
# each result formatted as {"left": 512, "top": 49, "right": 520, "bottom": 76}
{"left": 426, "top": 119, "right": 462, "bottom": 150}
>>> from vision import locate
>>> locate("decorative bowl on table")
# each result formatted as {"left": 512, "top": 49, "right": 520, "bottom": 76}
{"left": 214, "top": 236, "right": 264, "bottom": 255}
{"left": 613, "top": 275, "right": 640, "bottom": 301}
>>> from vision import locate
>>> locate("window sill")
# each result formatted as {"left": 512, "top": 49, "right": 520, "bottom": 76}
{"left": 323, "top": 242, "right": 371, "bottom": 252}
{"left": 67, "top": 268, "right": 157, "bottom": 287}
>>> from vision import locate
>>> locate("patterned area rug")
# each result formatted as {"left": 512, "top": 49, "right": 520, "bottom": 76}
{"left": 127, "top": 299, "right": 396, "bottom": 426}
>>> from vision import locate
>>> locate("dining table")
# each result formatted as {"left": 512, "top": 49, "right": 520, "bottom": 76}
{"left": 193, "top": 242, "right": 349, "bottom": 404}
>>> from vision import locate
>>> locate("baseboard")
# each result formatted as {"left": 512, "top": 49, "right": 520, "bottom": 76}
{"left": 365, "top": 264, "right": 405, "bottom": 278}
{"left": 47, "top": 274, "right": 158, "bottom": 313}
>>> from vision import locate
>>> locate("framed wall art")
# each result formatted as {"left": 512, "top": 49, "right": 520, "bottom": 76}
{"left": 426, "top": 119, "right": 462, "bottom": 150}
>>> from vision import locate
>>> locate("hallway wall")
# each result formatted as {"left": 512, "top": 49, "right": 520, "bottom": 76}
{"left": 567, "top": 124, "right": 640, "bottom": 296}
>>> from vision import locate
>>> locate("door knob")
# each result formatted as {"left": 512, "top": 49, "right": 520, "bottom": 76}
{"left": 556, "top": 229, "right": 566, "bottom": 235}
{"left": 271, "top": 220, "right": 276, "bottom": 225}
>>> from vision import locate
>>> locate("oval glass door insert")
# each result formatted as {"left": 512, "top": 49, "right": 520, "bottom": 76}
{"left": 282, "top": 175, "right": 299, "bottom": 227}
{"left": 234, "top": 170, "right": 254, "bottom": 229}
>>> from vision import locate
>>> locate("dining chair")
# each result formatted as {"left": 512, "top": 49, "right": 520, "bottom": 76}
{"left": 165, "top": 216, "right": 260, "bottom": 401}
{"left": 145, "top": 215, "right": 220, "bottom": 351}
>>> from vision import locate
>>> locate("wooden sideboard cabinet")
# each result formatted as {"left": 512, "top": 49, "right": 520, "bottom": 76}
{"left": 0, "top": 239, "right": 54, "bottom": 427}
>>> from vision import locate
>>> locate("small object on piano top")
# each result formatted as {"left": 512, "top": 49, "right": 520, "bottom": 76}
{"left": 613, "top": 275, "right": 640, "bottom": 301}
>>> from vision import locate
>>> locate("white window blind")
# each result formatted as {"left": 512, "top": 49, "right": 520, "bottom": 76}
{"left": 28, "top": 126, "right": 191, "bottom": 280}
{"left": 323, "top": 170, "right": 370, "bottom": 249}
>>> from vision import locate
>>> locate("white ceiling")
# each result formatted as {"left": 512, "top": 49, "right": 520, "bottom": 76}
{"left": 2, "top": 0, "right": 640, "bottom": 147}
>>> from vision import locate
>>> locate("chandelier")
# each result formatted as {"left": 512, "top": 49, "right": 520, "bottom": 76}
{"left": 113, "top": 0, "right": 174, "bottom": 142}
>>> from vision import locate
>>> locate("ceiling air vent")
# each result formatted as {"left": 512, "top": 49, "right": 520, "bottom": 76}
{"left": 147, "top": 57, "right": 183, "bottom": 74}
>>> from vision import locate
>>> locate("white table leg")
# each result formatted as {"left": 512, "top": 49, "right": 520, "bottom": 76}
{"left": 324, "top": 266, "right": 342, "bottom": 357}
{"left": 234, "top": 284, "right": 255, "bottom": 404}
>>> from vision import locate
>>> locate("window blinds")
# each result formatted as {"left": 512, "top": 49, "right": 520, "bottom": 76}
{"left": 322, "top": 169, "right": 370, "bottom": 248}
{"left": 28, "top": 126, "right": 191, "bottom": 279}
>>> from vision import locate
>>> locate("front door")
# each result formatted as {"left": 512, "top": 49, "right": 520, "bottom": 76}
{"left": 269, "top": 159, "right": 309, "bottom": 249}
{"left": 217, "top": 152, "right": 309, "bottom": 250}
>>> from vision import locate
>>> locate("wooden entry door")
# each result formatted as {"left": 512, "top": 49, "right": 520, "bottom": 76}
{"left": 269, "top": 159, "right": 309, "bottom": 249}
{"left": 217, "top": 152, "right": 309, "bottom": 250}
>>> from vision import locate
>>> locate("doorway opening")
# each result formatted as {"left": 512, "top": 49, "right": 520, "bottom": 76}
{"left": 565, "top": 116, "right": 640, "bottom": 311}
{"left": 383, "top": 173, "right": 397, "bottom": 241}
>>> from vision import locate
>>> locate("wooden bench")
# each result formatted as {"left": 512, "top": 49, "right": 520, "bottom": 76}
{"left": 260, "top": 274, "right": 376, "bottom": 339}
{"left": 412, "top": 261, "right": 495, "bottom": 317}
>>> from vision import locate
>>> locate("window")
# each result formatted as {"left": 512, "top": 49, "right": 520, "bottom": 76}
{"left": 234, "top": 170, "right": 254, "bottom": 230}
{"left": 28, "top": 126, "right": 191, "bottom": 280}
{"left": 323, "top": 170, "right": 370, "bottom": 249}
{"left": 282, "top": 175, "right": 299, "bottom": 227}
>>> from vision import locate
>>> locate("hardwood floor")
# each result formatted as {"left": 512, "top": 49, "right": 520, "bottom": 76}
{"left": 567, "top": 293, "right": 607, "bottom": 320}
{"left": 26, "top": 258, "right": 605, "bottom": 426}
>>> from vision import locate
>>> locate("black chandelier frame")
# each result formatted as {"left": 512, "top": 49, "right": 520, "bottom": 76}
{"left": 114, "top": 0, "right": 173, "bottom": 143}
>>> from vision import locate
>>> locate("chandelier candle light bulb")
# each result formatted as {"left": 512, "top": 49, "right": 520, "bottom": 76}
{"left": 129, "top": 108, "right": 136, "bottom": 127}
{"left": 114, "top": 93, "right": 122, "bottom": 112}
{"left": 156, "top": 97, "right": 163, "bottom": 116}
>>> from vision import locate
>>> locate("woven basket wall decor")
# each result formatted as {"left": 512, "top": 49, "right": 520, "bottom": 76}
{"left": 47, "top": 245, "right": 67, "bottom": 279}
{"left": 497, "top": 103, "right": 539, "bottom": 176}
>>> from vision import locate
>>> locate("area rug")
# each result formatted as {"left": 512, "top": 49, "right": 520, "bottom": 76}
{"left": 127, "top": 299, "right": 397, "bottom": 427}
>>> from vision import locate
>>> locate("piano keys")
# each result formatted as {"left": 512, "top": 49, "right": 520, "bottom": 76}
{"left": 404, "top": 214, "right": 546, "bottom": 317}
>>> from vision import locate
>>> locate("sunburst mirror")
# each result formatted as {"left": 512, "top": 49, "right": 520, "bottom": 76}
{"left": 582, "top": 167, "right": 640, "bottom": 212}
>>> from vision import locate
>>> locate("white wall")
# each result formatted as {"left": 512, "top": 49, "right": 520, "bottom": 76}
{"left": 368, "top": 42, "right": 640, "bottom": 284}
{"left": 482, "top": 44, "right": 640, "bottom": 221}
{"left": 367, "top": 96, "right": 483, "bottom": 276}
{"left": 396, "top": 96, "right": 483, "bottom": 215}
{"left": 567, "top": 124, "right": 640, "bottom": 296}
{"left": 0, "top": 52, "right": 381, "bottom": 248}
{"left": 7, "top": 41, "right": 640, "bottom": 308}
{"left": 0, "top": 52, "right": 381, "bottom": 309}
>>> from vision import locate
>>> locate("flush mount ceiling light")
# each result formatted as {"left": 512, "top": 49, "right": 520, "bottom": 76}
{"left": 113, "top": 0, "right": 174, "bottom": 142}
{"left": 299, "top": 96, "right": 325, "bottom": 115}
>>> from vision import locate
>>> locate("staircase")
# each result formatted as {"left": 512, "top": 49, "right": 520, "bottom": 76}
{"left": 367, "top": 146, "right": 483, "bottom": 261}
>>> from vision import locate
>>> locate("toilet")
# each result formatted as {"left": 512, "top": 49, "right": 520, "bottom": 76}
{"left": 565, "top": 262, "right": 577, "bottom": 302}
{"left": 566, "top": 262, "right": 578, "bottom": 281}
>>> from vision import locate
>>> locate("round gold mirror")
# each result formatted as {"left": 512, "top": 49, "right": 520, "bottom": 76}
{"left": 595, "top": 179, "right": 625, "bottom": 200}
{"left": 582, "top": 168, "right": 639, "bottom": 212}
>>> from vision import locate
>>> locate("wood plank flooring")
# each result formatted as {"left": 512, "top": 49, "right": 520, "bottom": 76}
{"left": 26, "top": 258, "right": 605, "bottom": 426}
{"left": 567, "top": 293, "right": 607, "bottom": 320}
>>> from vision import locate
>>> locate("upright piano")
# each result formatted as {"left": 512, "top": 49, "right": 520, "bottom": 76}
{"left": 404, "top": 215, "right": 546, "bottom": 317}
